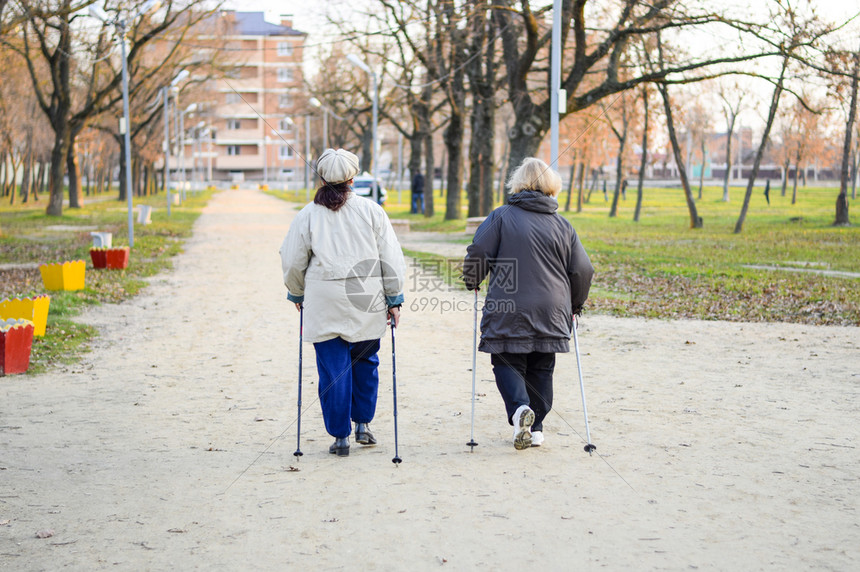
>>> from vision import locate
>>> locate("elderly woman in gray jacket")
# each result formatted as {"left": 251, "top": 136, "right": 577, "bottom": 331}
{"left": 281, "top": 148, "right": 406, "bottom": 457}
{"left": 463, "top": 158, "right": 594, "bottom": 450}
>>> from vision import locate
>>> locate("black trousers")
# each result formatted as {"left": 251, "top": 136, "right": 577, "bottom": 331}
{"left": 490, "top": 352, "right": 555, "bottom": 431}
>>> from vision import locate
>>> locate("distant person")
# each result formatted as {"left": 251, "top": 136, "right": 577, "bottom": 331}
{"left": 463, "top": 157, "right": 594, "bottom": 450}
{"left": 280, "top": 148, "right": 406, "bottom": 457}
{"left": 411, "top": 170, "right": 425, "bottom": 214}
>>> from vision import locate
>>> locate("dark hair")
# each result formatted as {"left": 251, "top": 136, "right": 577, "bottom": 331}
{"left": 314, "top": 180, "right": 351, "bottom": 211}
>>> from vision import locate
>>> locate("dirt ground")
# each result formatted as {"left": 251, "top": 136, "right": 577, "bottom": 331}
{"left": 2, "top": 188, "right": 858, "bottom": 570}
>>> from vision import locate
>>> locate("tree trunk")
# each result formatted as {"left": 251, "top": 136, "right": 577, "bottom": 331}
{"left": 505, "top": 120, "right": 544, "bottom": 187}
{"left": 118, "top": 137, "right": 129, "bottom": 202}
{"left": 657, "top": 83, "right": 702, "bottom": 228}
{"left": 734, "top": 58, "right": 787, "bottom": 233}
{"left": 467, "top": 88, "right": 495, "bottom": 216}
{"left": 564, "top": 159, "right": 575, "bottom": 212}
{"left": 6, "top": 156, "right": 18, "bottom": 205}
{"left": 586, "top": 168, "right": 597, "bottom": 203}
{"left": 466, "top": 1, "right": 496, "bottom": 217}
{"left": 47, "top": 125, "right": 71, "bottom": 216}
{"left": 19, "top": 151, "right": 30, "bottom": 204}
{"left": 609, "top": 126, "right": 627, "bottom": 217}
{"left": 851, "top": 149, "right": 858, "bottom": 200}
{"left": 723, "top": 114, "right": 735, "bottom": 202}
{"left": 634, "top": 93, "right": 649, "bottom": 222}
{"left": 359, "top": 127, "right": 373, "bottom": 174}
{"left": 67, "top": 143, "right": 82, "bottom": 208}
{"left": 423, "top": 133, "right": 435, "bottom": 218}
{"left": 466, "top": 102, "right": 494, "bottom": 216}
{"left": 781, "top": 157, "right": 789, "bottom": 196}
{"left": 791, "top": 155, "right": 799, "bottom": 205}
{"left": 34, "top": 160, "right": 44, "bottom": 200}
{"left": 834, "top": 46, "right": 859, "bottom": 226}
{"left": 576, "top": 161, "right": 585, "bottom": 213}
{"left": 698, "top": 137, "right": 706, "bottom": 199}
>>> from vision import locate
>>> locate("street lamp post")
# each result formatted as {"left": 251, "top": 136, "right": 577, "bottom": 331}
{"left": 309, "top": 97, "right": 328, "bottom": 149}
{"left": 550, "top": 0, "right": 562, "bottom": 168}
{"left": 347, "top": 54, "right": 379, "bottom": 203}
{"left": 280, "top": 116, "right": 295, "bottom": 194}
{"left": 305, "top": 115, "right": 311, "bottom": 200}
{"left": 264, "top": 134, "right": 270, "bottom": 187}
{"left": 88, "top": 0, "right": 160, "bottom": 248}
{"left": 180, "top": 103, "right": 197, "bottom": 201}
{"left": 163, "top": 69, "right": 188, "bottom": 217}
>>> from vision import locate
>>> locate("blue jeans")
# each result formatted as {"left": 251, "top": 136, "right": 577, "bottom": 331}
{"left": 314, "top": 337, "right": 381, "bottom": 438}
{"left": 411, "top": 192, "right": 424, "bottom": 214}
{"left": 490, "top": 352, "right": 555, "bottom": 431}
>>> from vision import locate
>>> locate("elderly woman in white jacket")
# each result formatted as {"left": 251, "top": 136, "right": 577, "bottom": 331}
{"left": 280, "top": 149, "right": 406, "bottom": 457}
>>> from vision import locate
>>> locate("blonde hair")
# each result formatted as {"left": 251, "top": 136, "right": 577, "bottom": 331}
{"left": 507, "top": 158, "right": 562, "bottom": 197}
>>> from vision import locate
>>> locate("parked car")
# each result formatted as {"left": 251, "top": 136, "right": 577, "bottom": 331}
{"left": 351, "top": 173, "right": 388, "bottom": 205}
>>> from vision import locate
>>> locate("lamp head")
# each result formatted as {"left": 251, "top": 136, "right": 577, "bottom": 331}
{"left": 171, "top": 69, "right": 189, "bottom": 86}
{"left": 347, "top": 54, "right": 371, "bottom": 73}
{"left": 89, "top": 5, "right": 110, "bottom": 22}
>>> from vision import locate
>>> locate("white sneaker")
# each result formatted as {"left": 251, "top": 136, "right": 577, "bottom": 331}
{"left": 531, "top": 431, "right": 544, "bottom": 447}
{"left": 512, "top": 405, "right": 534, "bottom": 450}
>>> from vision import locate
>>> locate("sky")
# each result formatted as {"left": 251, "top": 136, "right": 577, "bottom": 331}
{"left": 224, "top": 0, "right": 860, "bottom": 133}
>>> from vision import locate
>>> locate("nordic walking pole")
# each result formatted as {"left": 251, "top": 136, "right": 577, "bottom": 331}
{"left": 572, "top": 315, "right": 596, "bottom": 454}
{"left": 467, "top": 288, "right": 478, "bottom": 450}
{"left": 390, "top": 318, "right": 402, "bottom": 464}
{"left": 293, "top": 305, "right": 304, "bottom": 458}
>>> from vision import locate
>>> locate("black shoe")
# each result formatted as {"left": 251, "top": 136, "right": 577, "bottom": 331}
{"left": 328, "top": 437, "right": 349, "bottom": 456}
{"left": 354, "top": 423, "right": 377, "bottom": 445}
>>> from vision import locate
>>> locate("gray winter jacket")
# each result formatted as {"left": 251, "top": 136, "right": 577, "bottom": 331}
{"left": 463, "top": 190, "right": 594, "bottom": 354}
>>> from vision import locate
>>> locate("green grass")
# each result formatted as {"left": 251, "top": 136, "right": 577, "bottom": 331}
{"left": 1, "top": 189, "right": 212, "bottom": 373}
{"left": 266, "top": 182, "right": 860, "bottom": 326}
{"left": 555, "top": 185, "right": 859, "bottom": 325}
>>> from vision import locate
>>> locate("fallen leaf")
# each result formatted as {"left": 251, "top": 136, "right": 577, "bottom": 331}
{"left": 35, "top": 529, "right": 55, "bottom": 539}
{"left": 167, "top": 528, "right": 187, "bottom": 533}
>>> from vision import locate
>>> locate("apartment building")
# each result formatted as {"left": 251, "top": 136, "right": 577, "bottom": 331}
{"left": 204, "top": 11, "right": 307, "bottom": 185}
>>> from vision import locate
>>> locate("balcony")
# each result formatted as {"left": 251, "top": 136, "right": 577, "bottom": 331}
{"left": 220, "top": 129, "right": 262, "bottom": 141}
{"left": 216, "top": 155, "right": 265, "bottom": 170}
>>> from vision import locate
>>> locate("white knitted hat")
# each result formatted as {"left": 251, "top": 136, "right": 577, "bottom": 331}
{"left": 317, "top": 148, "right": 360, "bottom": 184}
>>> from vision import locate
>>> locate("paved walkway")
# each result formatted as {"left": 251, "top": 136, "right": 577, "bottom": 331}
{"left": 2, "top": 189, "right": 858, "bottom": 570}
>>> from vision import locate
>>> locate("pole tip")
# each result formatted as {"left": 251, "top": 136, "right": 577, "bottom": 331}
{"left": 293, "top": 450, "right": 303, "bottom": 458}
{"left": 467, "top": 441, "right": 478, "bottom": 451}
{"left": 392, "top": 457, "right": 402, "bottom": 464}
{"left": 584, "top": 444, "right": 596, "bottom": 455}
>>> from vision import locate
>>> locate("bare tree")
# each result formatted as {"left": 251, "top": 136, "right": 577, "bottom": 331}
{"left": 717, "top": 83, "right": 745, "bottom": 202}
{"left": 633, "top": 84, "right": 649, "bottom": 222}
{"left": 6, "top": 0, "right": 215, "bottom": 216}
{"left": 734, "top": 56, "right": 788, "bottom": 233}
{"left": 833, "top": 44, "right": 859, "bottom": 226}
{"left": 491, "top": 0, "right": 789, "bottom": 185}
{"left": 466, "top": 0, "right": 497, "bottom": 216}
{"left": 605, "top": 91, "right": 630, "bottom": 218}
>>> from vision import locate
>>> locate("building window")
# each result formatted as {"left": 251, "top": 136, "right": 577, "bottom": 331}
{"left": 277, "top": 42, "right": 292, "bottom": 56}
{"left": 227, "top": 119, "right": 241, "bottom": 130}
{"left": 279, "top": 145, "right": 293, "bottom": 160}
{"left": 279, "top": 118, "right": 293, "bottom": 132}
{"left": 277, "top": 68, "right": 293, "bottom": 83}
{"left": 281, "top": 169, "right": 294, "bottom": 179}
{"left": 227, "top": 145, "right": 241, "bottom": 156}
{"left": 278, "top": 94, "right": 292, "bottom": 108}
{"left": 225, "top": 93, "right": 241, "bottom": 104}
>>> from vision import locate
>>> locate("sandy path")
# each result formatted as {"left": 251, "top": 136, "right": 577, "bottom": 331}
{"left": 2, "top": 188, "right": 858, "bottom": 570}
